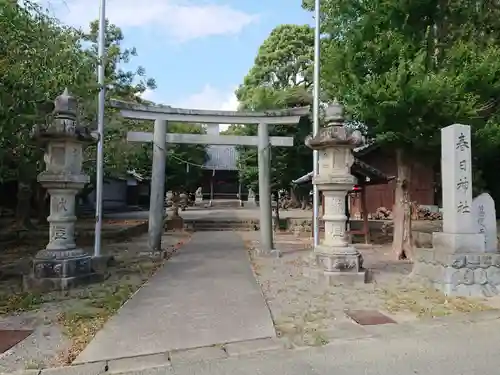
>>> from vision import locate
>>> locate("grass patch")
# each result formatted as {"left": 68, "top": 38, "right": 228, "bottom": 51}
{"left": 379, "top": 286, "right": 495, "bottom": 318}
{"left": 56, "top": 258, "right": 166, "bottom": 364}
{"left": 0, "top": 233, "right": 190, "bottom": 367}
{"left": 0, "top": 292, "right": 45, "bottom": 314}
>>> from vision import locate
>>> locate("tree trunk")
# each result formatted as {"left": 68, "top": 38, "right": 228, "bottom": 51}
{"left": 392, "top": 148, "right": 413, "bottom": 260}
{"left": 15, "top": 180, "right": 35, "bottom": 230}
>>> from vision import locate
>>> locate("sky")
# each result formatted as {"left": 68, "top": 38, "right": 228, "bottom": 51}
{"left": 38, "top": 0, "right": 313, "bottom": 122}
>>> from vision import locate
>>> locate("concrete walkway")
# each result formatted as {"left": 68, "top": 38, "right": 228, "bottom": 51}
{"left": 165, "top": 314, "right": 500, "bottom": 375}
{"left": 75, "top": 232, "right": 275, "bottom": 363}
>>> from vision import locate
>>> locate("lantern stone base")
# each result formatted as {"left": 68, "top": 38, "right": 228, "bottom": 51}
{"left": 165, "top": 215, "right": 184, "bottom": 231}
{"left": 304, "top": 246, "right": 368, "bottom": 284}
{"left": 91, "top": 254, "right": 115, "bottom": 274}
{"left": 24, "top": 252, "right": 103, "bottom": 292}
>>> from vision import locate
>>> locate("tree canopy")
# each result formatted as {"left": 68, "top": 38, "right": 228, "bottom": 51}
{"left": 0, "top": 1, "right": 207, "bottom": 225}
{"left": 301, "top": 0, "right": 500, "bottom": 258}
{"left": 234, "top": 24, "right": 316, "bottom": 192}
{"left": 303, "top": 0, "right": 500, "bottom": 154}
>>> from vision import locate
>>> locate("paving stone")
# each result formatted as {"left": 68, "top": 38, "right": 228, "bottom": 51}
{"left": 170, "top": 346, "right": 227, "bottom": 364}
{"left": 224, "top": 338, "right": 282, "bottom": 356}
{"left": 115, "top": 366, "right": 173, "bottom": 375}
{"left": 107, "top": 353, "right": 170, "bottom": 374}
{"left": 321, "top": 321, "right": 372, "bottom": 342}
{"left": 76, "top": 232, "right": 275, "bottom": 363}
{"left": 41, "top": 362, "right": 106, "bottom": 375}
{"left": 0, "top": 371, "right": 41, "bottom": 375}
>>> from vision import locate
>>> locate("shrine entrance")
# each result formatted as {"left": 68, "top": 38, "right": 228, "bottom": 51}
{"left": 110, "top": 99, "right": 309, "bottom": 254}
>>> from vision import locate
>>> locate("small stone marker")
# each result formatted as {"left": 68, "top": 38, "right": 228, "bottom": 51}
{"left": 472, "top": 193, "right": 498, "bottom": 253}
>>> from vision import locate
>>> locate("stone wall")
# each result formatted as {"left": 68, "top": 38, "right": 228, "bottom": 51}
{"left": 412, "top": 248, "right": 500, "bottom": 297}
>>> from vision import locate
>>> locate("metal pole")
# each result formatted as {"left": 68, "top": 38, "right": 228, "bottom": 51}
{"left": 210, "top": 170, "right": 214, "bottom": 207}
{"left": 312, "top": 0, "right": 321, "bottom": 247}
{"left": 149, "top": 119, "right": 167, "bottom": 251}
{"left": 258, "top": 123, "right": 273, "bottom": 253}
{"left": 94, "top": 0, "right": 106, "bottom": 257}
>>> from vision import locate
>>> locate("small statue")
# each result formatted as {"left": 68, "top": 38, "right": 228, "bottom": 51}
{"left": 164, "top": 191, "right": 173, "bottom": 207}
{"left": 195, "top": 187, "right": 203, "bottom": 203}
{"left": 248, "top": 188, "right": 256, "bottom": 205}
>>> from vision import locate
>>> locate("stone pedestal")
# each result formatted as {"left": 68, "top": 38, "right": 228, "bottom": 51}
{"left": 304, "top": 103, "right": 367, "bottom": 284}
{"left": 411, "top": 231, "right": 500, "bottom": 297}
{"left": 24, "top": 89, "right": 98, "bottom": 292}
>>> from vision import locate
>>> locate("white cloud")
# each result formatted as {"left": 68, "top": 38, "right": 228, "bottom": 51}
{"left": 137, "top": 88, "right": 157, "bottom": 102}
{"left": 175, "top": 84, "right": 239, "bottom": 131}
{"left": 141, "top": 85, "right": 239, "bottom": 130}
{"left": 175, "top": 84, "right": 238, "bottom": 112}
{"left": 39, "top": 0, "right": 259, "bottom": 42}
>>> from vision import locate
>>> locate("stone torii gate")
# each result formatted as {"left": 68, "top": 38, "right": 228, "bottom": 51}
{"left": 110, "top": 100, "right": 309, "bottom": 255}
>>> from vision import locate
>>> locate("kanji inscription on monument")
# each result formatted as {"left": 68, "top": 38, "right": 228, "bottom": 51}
{"left": 441, "top": 124, "right": 474, "bottom": 233}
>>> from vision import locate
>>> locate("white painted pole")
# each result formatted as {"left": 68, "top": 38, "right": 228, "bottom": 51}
{"left": 94, "top": 0, "right": 106, "bottom": 257}
{"left": 312, "top": 0, "right": 321, "bottom": 247}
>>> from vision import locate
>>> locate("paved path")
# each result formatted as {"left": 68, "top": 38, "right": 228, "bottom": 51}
{"left": 75, "top": 232, "right": 275, "bottom": 363}
{"left": 105, "top": 207, "right": 313, "bottom": 221}
{"left": 115, "top": 312, "right": 500, "bottom": 375}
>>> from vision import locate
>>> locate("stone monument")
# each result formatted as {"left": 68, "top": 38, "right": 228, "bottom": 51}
{"left": 248, "top": 188, "right": 256, "bottom": 205}
{"left": 304, "top": 102, "right": 367, "bottom": 283}
{"left": 24, "top": 89, "right": 97, "bottom": 291}
{"left": 472, "top": 193, "right": 497, "bottom": 253}
{"left": 412, "top": 124, "right": 500, "bottom": 297}
{"left": 195, "top": 187, "right": 203, "bottom": 204}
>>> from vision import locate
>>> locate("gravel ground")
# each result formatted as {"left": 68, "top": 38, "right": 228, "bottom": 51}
{"left": 0, "top": 231, "right": 190, "bottom": 373}
{"left": 241, "top": 231, "right": 496, "bottom": 348}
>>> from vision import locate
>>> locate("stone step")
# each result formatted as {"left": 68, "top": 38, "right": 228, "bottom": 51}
{"left": 204, "top": 199, "right": 242, "bottom": 208}
{"left": 187, "top": 224, "right": 258, "bottom": 231}
{"left": 189, "top": 227, "right": 257, "bottom": 232}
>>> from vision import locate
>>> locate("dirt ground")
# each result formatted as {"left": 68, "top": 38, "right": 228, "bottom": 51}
{"left": 0, "top": 230, "right": 191, "bottom": 373}
{"left": 241, "top": 231, "right": 497, "bottom": 348}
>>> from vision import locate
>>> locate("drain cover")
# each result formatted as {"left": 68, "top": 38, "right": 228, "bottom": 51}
{"left": 345, "top": 310, "right": 397, "bottom": 326}
{"left": 0, "top": 330, "right": 33, "bottom": 353}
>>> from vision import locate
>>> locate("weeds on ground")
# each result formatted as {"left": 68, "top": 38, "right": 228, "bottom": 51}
{"left": 380, "top": 286, "right": 495, "bottom": 318}
{"left": 0, "top": 235, "right": 189, "bottom": 366}
{"left": 0, "top": 292, "right": 45, "bottom": 314}
{"left": 56, "top": 256, "right": 168, "bottom": 364}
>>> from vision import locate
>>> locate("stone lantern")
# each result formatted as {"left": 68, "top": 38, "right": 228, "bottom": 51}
{"left": 24, "top": 88, "right": 96, "bottom": 291}
{"left": 305, "top": 102, "right": 367, "bottom": 283}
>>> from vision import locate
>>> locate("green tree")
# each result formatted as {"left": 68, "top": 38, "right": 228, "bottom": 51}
{"left": 303, "top": 0, "right": 500, "bottom": 258}
{"left": 0, "top": 0, "right": 96, "bottom": 227}
{"left": 235, "top": 25, "right": 315, "bottom": 194}
{"left": 0, "top": 1, "right": 157, "bottom": 226}
{"left": 80, "top": 19, "right": 157, "bottom": 184}
{"left": 126, "top": 122, "right": 208, "bottom": 193}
